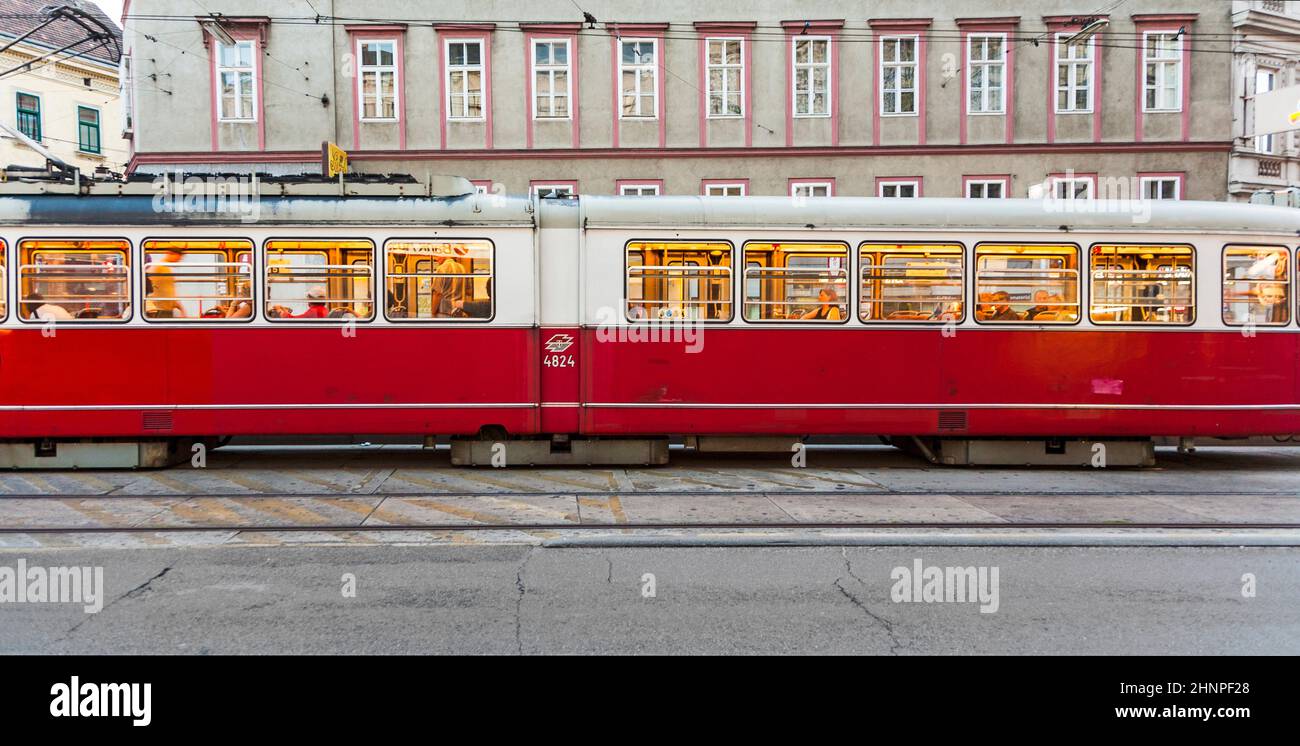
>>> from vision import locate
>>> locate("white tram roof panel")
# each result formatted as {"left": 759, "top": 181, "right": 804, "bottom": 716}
{"left": 579, "top": 196, "right": 1300, "bottom": 236}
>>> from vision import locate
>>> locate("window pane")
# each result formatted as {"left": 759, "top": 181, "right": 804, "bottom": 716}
{"left": 742, "top": 242, "right": 848, "bottom": 322}
{"left": 860, "top": 243, "right": 964, "bottom": 322}
{"left": 385, "top": 240, "right": 493, "bottom": 320}
{"left": 142, "top": 240, "right": 254, "bottom": 320}
{"left": 19, "top": 239, "right": 131, "bottom": 321}
{"left": 1090, "top": 244, "right": 1195, "bottom": 324}
{"left": 975, "top": 244, "right": 1080, "bottom": 323}
{"left": 1223, "top": 246, "right": 1290, "bottom": 326}
{"left": 265, "top": 240, "right": 374, "bottom": 321}
{"left": 626, "top": 241, "right": 733, "bottom": 321}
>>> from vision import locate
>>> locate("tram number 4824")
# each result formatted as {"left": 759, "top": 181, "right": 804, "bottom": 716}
{"left": 543, "top": 354, "right": 576, "bottom": 369}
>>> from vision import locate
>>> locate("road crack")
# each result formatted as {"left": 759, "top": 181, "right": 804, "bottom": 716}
{"left": 513, "top": 547, "right": 535, "bottom": 655}
{"left": 835, "top": 548, "right": 903, "bottom": 655}
{"left": 57, "top": 565, "right": 173, "bottom": 643}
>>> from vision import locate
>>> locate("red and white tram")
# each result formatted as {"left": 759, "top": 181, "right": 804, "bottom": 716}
{"left": 1, "top": 184, "right": 1297, "bottom": 466}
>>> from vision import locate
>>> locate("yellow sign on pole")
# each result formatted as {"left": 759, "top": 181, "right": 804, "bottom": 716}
{"left": 321, "top": 141, "right": 349, "bottom": 178}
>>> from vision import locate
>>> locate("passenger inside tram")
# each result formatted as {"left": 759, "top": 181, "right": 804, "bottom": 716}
{"left": 799, "top": 287, "right": 843, "bottom": 320}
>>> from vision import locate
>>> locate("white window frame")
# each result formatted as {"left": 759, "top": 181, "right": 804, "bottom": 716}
{"left": 965, "top": 179, "right": 1007, "bottom": 199}
{"left": 1255, "top": 67, "right": 1277, "bottom": 154}
{"left": 1143, "top": 31, "right": 1183, "bottom": 113}
{"left": 1139, "top": 176, "right": 1181, "bottom": 200}
{"left": 879, "top": 35, "right": 918, "bottom": 117}
{"left": 1052, "top": 177, "right": 1095, "bottom": 200}
{"left": 619, "top": 183, "right": 661, "bottom": 196}
{"left": 619, "top": 38, "right": 659, "bottom": 119}
{"left": 445, "top": 39, "right": 486, "bottom": 122}
{"left": 216, "top": 40, "right": 257, "bottom": 122}
{"left": 879, "top": 180, "right": 919, "bottom": 198}
{"left": 967, "top": 33, "right": 1006, "bottom": 115}
{"left": 356, "top": 38, "right": 399, "bottom": 122}
{"left": 532, "top": 183, "right": 576, "bottom": 199}
{"left": 1055, "top": 34, "right": 1094, "bottom": 114}
{"left": 119, "top": 53, "right": 134, "bottom": 133}
{"left": 704, "top": 182, "right": 747, "bottom": 197}
{"left": 531, "top": 38, "right": 572, "bottom": 120}
{"left": 706, "top": 37, "right": 745, "bottom": 119}
{"left": 792, "top": 36, "right": 831, "bottom": 118}
{"left": 791, "top": 181, "right": 833, "bottom": 197}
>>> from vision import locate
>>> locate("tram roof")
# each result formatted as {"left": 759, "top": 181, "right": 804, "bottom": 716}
{"left": 0, "top": 193, "right": 1296, "bottom": 235}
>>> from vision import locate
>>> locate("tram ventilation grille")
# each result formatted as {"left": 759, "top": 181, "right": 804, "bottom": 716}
{"left": 142, "top": 411, "right": 174, "bottom": 431}
{"left": 937, "top": 410, "right": 968, "bottom": 431}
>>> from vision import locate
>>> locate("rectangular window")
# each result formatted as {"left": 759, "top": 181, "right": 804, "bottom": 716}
{"left": 1055, "top": 35, "right": 1094, "bottom": 113}
{"left": 704, "top": 182, "right": 746, "bottom": 196}
{"left": 1256, "top": 68, "right": 1276, "bottom": 154}
{"left": 974, "top": 244, "right": 1080, "bottom": 324}
{"left": 968, "top": 34, "right": 1005, "bottom": 114}
{"left": 385, "top": 240, "right": 493, "bottom": 321}
{"left": 77, "top": 106, "right": 101, "bottom": 153}
{"left": 144, "top": 239, "right": 253, "bottom": 321}
{"left": 966, "top": 179, "right": 1006, "bottom": 199}
{"left": 264, "top": 240, "right": 374, "bottom": 321}
{"left": 793, "top": 36, "right": 830, "bottom": 117}
{"left": 626, "top": 241, "right": 733, "bottom": 321}
{"left": 1144, "top": 32, "right": 1182, "bottom": 112}
{"left": 1223, "top": 246, "right": 1290, "bottom": 326}
{"left": 620, "top": 39, "right": 658, "bottom": 118}
{"left": 120, "top": 54, "right": 134, "bottom": 133}
{"left": 533, "top": 39, "right": 570, "bottom": 119}
{"left": 879, "top": 180, "right": 919, "bottom": 198}
{"left": 217, "top": 40, "right": 256, "bottom": 121}
{"left": 619, "top": 183, "right": 661, "bottom": 196}
{"left": 742, "top": 242, "right": 848, "bottom": 322}
{"left": 859, "top": 243, "right": 964, "bottom": 323}
{"left": 15, "top": 92, "right": 40, "bottom": 140}
{"left": 707, "top": 37, "right": 744, "bottom": 118}
{"left": 1053, "top": 177, "right": 1094, "bottom": 200}
{"left": 791, "top": 181, "right": 833, "bottom": 197}
{"left": 446, "top": 40, "right": 485, "bottom": 120}
{"left": 532, "top": 183, "right": 576, "bottom": 199}
{"left": 1140, "top": 176, "right": 1180, "bottom": 200}
{"left": 18, "top": 239, "right": 131, "bottom": 322}
{"left": 880, "top": 36, "right": 917, "bottom": 116}
{"left": 0, "top": 240, "right": 7, "bottom": 320}
{"left": 1090, "top": 244, "right": 1195, "bottom": 325}
{"left": 358, "top": 39, "right": 398, "bottom": 120}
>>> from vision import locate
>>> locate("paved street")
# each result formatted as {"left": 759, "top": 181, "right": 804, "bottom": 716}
{"left": 0, "top": 544, "right": 1294, "bottom": 654}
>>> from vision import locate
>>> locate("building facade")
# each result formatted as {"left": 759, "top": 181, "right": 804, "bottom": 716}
{"left": 0, "top": 0, "right": 125, "bottom": 173}
{"left": 123, "top": 1, "right": 1247, "bottom": 200}
{"left": 1231, "top": 0, "right": 1300, "bottom": 202}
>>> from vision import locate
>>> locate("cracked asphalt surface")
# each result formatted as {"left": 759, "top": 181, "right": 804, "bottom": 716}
{"left": 2, "top": 544, "right": 1295, "bottom": 654}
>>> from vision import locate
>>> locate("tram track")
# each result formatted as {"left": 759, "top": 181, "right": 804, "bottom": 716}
{"left": 2, "top": 489, "right": 1300, "bottom": 500}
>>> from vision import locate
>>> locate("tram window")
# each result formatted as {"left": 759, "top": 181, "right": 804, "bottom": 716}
{"left": 1223, "top": 246, "right": 1289, "bottom": 327}
{"left": 264, "top": 239, "right": 374, "bottom": 321}
{"left": 974, "top": 244, "right": 1080, "bottom": 324}
{"left": 626, "top": 241, "right": 733, "bottom": 321}
{"left": 143, "top": 239, "right": 254, "bottom": 321}
{"left": 384, "top": 240, "right": 493, "bottom": 320}
{"left": 1090, "top": 244, "right": 1195, "bottom": 325}
{"left": 742, "top": 242, "right": 848, "bottom": 322}
{"left": 859, "top": 243, "right": 964, "bottom": 323}
{"left": 17, "top": 239, "right": 131, "bottom": 322}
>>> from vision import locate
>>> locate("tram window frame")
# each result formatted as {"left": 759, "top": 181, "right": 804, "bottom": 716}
{"left": 858, "top": 242, "right": 966, "bottom": 324}
{"left": 624, "top": 239, "right": 735, "bottom": 323}
{"left": 973, "top": 243, "right": 1082, "bottom": 326}
{"left": 740, "top": 241, "right": 850, "bottom": 324}
{"left": 1088, "top": 242, "right": 1196, "bottom": 326}
{"left": 141, "top": 238, "right": 256, "bottom": 323}
{"left": 382, "top": 238, "right": 496, "bottom": 323}
{"left": 1222, "top": 244, "right": 1291, "bottom": 328}
{"left": 16, "top": 237, "right": 133, "bottom": 324}
{"left": 263, "top": 238, "right": 376, "bottom": 323}
{"left": 0, "top": 239, "right": 7, "bottom": 322}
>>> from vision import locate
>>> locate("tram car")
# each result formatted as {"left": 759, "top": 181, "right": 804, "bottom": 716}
{"left": 0, "top": 177, "right": 1297, "bottom": 467}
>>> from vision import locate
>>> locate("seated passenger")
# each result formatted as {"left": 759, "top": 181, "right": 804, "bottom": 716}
{"left": 979, "top": 291, "right": 1022, "bottom": 321}
{"left": 269, "top": 286, "right": 329, "bottom": 319}
{"left": 226, "top": 300, "right": 253, "bottom": 318}
{"left": 24, "top": 293, "right": 74, "bottom": 321}
{"left": 75, "top": 308, "right": 102, "bottom": 319}
{"left": 800, "top": 287, "right": 843, "bottom": 321}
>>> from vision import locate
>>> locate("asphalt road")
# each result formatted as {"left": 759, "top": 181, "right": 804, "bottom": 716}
{"left": 2, "top": 544, "right": 1295, "bottom": 654}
